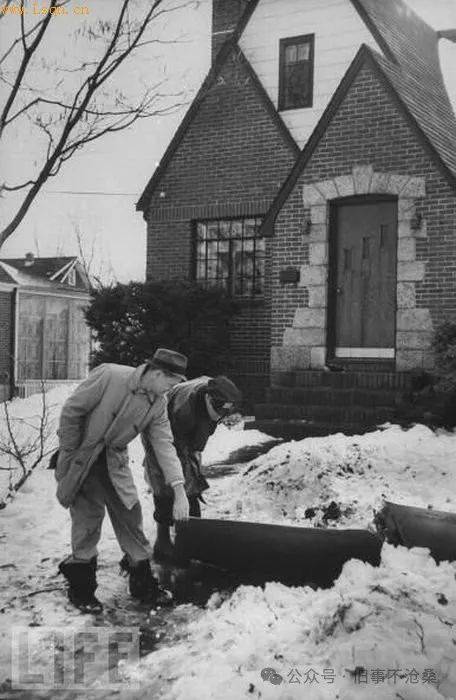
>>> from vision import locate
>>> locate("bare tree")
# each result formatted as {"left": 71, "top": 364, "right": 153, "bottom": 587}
{"left": 0, "top": 0, "right": 195, "bottom": 249}
{"left": 72, "top": 220, "right": 116, "bottom": 290}
{"left": 0, "top": 379, "right": 55, "bottom": 508}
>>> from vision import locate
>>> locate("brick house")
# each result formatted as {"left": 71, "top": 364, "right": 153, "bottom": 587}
{"left": 137, "top": 0, "right": 456, "bottom": 429}
{"left": 0, "top": 254, "right": 91, "bottom": 400}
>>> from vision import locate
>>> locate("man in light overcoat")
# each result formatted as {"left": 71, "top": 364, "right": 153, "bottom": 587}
{"left": 56, "top": 348, "right": 190, "bottom": 612}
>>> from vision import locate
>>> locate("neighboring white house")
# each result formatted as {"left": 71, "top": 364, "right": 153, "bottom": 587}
{"left": 0, "top": 254, "right": 91, "bottom": 399}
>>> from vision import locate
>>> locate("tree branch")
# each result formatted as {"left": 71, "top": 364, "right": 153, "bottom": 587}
{"left": 0, "top": 0, "right": 196, "bottom": 248}
{"left": 0, "top": 0, "right": 58, "bottom": 138}
{"left": 0, "top": 14, "right": 47, "bottom": 65}
{"left": 2, "top": 179, "right": 37, "bottom": 192}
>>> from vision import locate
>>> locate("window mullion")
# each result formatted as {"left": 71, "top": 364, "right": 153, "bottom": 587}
{"left": 252, "top": 237, "right": 256, "bottom": 298}
{"left": 228, "top": 239, "right": 233, "bottom": 296}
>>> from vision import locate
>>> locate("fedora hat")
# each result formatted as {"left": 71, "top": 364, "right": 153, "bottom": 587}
{"left": 147, "top": 348, "right": 188, "bottom": 381}
{"left": 207, "top": 376, "right": 242, "bottom": 408}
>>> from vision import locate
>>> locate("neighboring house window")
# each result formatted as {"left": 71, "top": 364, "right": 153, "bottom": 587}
{"left": 66, "top": 268, "right": 76, "bottom": 286}
{"left": 195, "top": 217, "right": 265, "bottom": 297}
{"left": 17, "top": 294, "right": 90, "bottom": 382}
{"left": 278, "top": 34, "right": 314, "bottom": 110}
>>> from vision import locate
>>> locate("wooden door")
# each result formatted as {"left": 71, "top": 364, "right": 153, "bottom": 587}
{"left": 333, "top": 198, "right": 397, "bottom": 358}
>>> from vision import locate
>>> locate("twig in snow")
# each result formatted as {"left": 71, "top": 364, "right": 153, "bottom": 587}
{"left": 414, "top": 618, "right": 426, "bottom": 653}
{"left": 0, "top": 586, "right": 65, "bottom": 612}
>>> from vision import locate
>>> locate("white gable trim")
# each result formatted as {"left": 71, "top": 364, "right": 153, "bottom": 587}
{"left": 60, "top": 258, "right": 78, "bottom": 284}
{"left": 49, "top": 258, "right": 76, "bottom": 281}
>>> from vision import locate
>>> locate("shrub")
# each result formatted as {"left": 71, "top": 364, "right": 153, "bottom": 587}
{"left": 395, "top": 321, "right": 456, "bottom": 428}
{"left": 433, "top": 320, "right": 456, "bottom": 392}
{"left": 431, "top": 320, "right": 456, "bottom": 426}
{"left": 85, "top": 280, "right": 239, "bottom": 377}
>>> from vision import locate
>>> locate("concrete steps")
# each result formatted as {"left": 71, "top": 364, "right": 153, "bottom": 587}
{"left": 255, "top": 403, "right": 397, "bottom": 423}
{"left": 248, "top": 369, "right": 413, "bottom": 440}
{"left": 271, "top": 370, "right": 412, "bottom": 391}
{"left": 267, "top": 386, "right": 399, "bottom": 408}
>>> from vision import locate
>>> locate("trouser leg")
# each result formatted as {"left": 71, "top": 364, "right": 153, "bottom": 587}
{"left": 97, "top": 464, "right": 152, "bottom": 565}
{"left": 63, "top": 457, "right": 106, "bottom": 612}
{"left": 70, "top": 463, "right": 106, "bottom": 561}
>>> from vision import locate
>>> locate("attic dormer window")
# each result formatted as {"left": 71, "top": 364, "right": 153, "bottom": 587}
{"left": 279, "top": 34, "right": 315, "bottom": 111}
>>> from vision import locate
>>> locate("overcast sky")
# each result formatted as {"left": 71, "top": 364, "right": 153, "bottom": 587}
{"left": 1, "top": 0, "right": 455, "bottom": 283}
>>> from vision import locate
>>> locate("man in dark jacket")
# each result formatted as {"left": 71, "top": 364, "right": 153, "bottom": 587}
{"left": 143, "top": 375, "right": 242, "bottom": 561}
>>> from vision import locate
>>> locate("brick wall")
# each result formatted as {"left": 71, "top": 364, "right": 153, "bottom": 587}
{"left": 145, "top": 50, "right": 296, "bottom": 219}
{"left": 147, "top": 220, "right": 193, "bottom": 281}
{"left": 272, "top": 61, "right": 456, "bottom": 370}
{"left": 0, "top": 290, "right": 13, "bottom": 400}
{"left": 144, "top": 47, "right": 297, "bottom": 399}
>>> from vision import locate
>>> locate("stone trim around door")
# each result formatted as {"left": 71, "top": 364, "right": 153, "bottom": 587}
{"left": 271, "top": 165, "right": 430, "bottom": 373}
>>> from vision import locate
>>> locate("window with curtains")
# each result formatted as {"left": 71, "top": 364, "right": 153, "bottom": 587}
{"left": 194, "top": 217, "right": 265, "bottom": 298}
{"left": 278, "top": 34, "right": 315, "bottom": 110}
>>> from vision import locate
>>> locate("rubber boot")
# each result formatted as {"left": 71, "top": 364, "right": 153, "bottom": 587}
{"left": 119, "top": 555, "right": 172, "bottom": 606}
{"left": 58, "top": 557, "right": 103, "bottom": 614}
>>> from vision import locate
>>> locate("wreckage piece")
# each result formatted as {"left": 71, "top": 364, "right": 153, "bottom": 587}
{"left": 375, "top": 501, "right": 456, "bottom": 563}
{"left": 174, "top": 517, "right": 382, "bottom": 588}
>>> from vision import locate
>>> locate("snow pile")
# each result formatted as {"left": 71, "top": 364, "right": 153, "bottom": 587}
{"left": 202, "top": 423, "right": 275, "bottom": 466}
{"left": 0, "top": 384, "right": 77, "bottom": 503}
{"left": 127, "top": 424, "right": 456, "bottom": 699}
{"left": 221, "top": 424, "right": 456, "bottom": 529}
{"left": 129, "top": 544, "right": 456, "bottom": 699}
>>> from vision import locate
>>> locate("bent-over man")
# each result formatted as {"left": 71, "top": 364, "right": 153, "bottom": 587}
{"left": 55, "top": 348, "right": 190, "bottom": 613}
{"left": 143, "top": 375, "right": 242, "bottom": 562}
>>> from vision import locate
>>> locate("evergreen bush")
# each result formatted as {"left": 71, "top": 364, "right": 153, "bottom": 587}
{"left": 433, "top": 320, "right": 456, "bottom": 393}
{"left": 85, "top": 280, "right": 239, "bottom": 377}
{"left": 432, "top": 320, "right": 456, "bottom": 426}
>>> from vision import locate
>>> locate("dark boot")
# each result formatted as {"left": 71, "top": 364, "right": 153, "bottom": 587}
{"left": 119, "top": 555, "right": 172, "bottom": 606}
{"left": 58, "top": 557, "right": 103, "bottom": 614}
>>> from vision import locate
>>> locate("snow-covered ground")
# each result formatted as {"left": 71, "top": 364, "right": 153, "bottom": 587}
{"left": 129, "top": 424, "right": 456, "bottom": 699}
{"left": 1, "top": 389, "right": 456, "bottom": 699}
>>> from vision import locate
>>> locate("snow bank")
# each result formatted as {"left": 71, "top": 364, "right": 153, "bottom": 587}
{"left": 131, "top": 544, "right": 456, "bottom": 699}
{"left": 222, "top": 424, "right": 456, "bottom": 529}
{"left": 202, "top": 423, "right": 275, "bottom": 465}
{"left": 127, "top": 424, "right": 456, "bottom": 699}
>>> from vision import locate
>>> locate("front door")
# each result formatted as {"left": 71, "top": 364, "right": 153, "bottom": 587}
{"left": 331, "top": 198, "right": 397, "bottom": 360}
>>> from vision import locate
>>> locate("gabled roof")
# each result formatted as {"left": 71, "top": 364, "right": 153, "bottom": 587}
{"left": 0, "top": 263, "right": 16, "bottom": 285}
{"left": 352, "top": 0, "right": 456, "bottom": 177}
{"left": 136, "top": 38, "right": 299, "bottom": 213}
{"left": 239, "top": 0, "right": 456, "bottom": 180}
{"left": 0, "top": 260, "right": 56, "bottom": 288}
{"left": 2, "top": 256, "right": 74, "bottom": 278}
{"left": 0, "top": 256, "right": 90, "bottom": 292}
{"left": 261, "top": 43, "right": 456, "bottom": 234}
{"left": 137, "top": 0, "right": 456, "bottom": 215}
